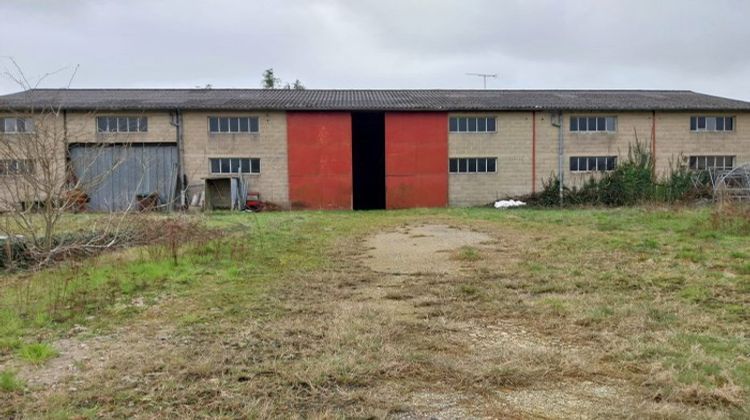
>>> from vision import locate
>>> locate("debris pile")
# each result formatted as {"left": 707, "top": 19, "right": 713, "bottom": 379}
{"left": 494, "top": 199, "right": 526, "bottom": 209}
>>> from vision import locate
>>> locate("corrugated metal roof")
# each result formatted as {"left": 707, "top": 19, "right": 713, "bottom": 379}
{"left": 1, "top": 88, "right": 749, "bottom": 111}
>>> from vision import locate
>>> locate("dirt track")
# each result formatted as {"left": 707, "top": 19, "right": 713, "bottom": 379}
{"left": 356, "top": 224, "right": 635, "bottom": 418}
{"left": 2, "top": 222, "right": 666, "bottom": 417}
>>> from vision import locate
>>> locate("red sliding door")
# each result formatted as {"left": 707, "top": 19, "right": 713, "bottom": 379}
{"left": 287, "top": 112, "right": 352, "bottom": 209}
{"left": 385, "top": 112, "right": 448, "bottom": 209}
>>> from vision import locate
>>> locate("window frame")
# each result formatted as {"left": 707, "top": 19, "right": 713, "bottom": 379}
{"left": 448, "top": 157, "right": 498, "bottom": 174}
{"left": 208, "top": 116, "right": 260, "bottom": 134}
{"left": 208, "top": 157, "right": 261, "bottom": 175}
{"left": 688, "top": 155, "right": 735, "bottom": 171}
{"left": 0, "top": 159, "right": 33, "bottom": 176}
{"left": 689, "top": 116, "right": 735, "bottom": 133}
{"left": 96, "top": 116, "right": 148, "bottom": 133}
{"left": 448, "top": 116, "right": 497, "bottom": 134}
{"left": 569, "top": 116, "right": 617, "bottom": 133}
{"left": 0, "top": 117, "right": 35, "bottom": 134}
{"left": 569, "top": 156, "right": 617, "bottom": 173}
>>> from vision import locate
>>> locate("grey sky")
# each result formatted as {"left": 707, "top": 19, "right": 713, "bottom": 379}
{"left": 2, "top": 0, "right": 749, "bottom": 100}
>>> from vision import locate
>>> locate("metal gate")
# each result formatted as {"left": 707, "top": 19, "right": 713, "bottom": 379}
{"left": 69, "top": 144, "right": 179, "bottom": 211}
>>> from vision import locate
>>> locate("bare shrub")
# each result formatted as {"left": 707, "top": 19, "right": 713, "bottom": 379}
{"left": 141, "top": 215, "right": 219, "bottom": 264}
{"left": 153, "top": 216, "right": 215, "bottom": 265}
{"left": 0, "top": 59, "right": 154, "bottom": 269}
{"left": 709, "top": 200, "right": 750, "bottom": 235}
{"left": 673, "top": 383, "right": 745, "bottom": 408}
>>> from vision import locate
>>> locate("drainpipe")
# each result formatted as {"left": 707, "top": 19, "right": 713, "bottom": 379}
{"left": 532, "top": 111, "right": 537, "bottom": 194}
{"left": 62, "top": 109, "right": 68, "bottom": 149}
{"left": 63, "top": 109, "right": 68, "bottom": 140}
{"left": 63, "top": 109, "right": 71, "bottom": 185}
{"left": 550, "top": 111, "right": 564, "bottom": 206}
{"left": 170, "top": 110, "right": 185, "bottom": 210}
{"left": 651, "top": 110, "right": 657, "bottom": 179}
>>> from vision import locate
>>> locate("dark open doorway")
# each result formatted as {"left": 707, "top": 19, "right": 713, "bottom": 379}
{"left": 352, "top": 112, "right": 386, "bottom": 210}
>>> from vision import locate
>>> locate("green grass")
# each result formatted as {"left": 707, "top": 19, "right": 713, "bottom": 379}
{"left": 17, "top": 342, "right": 58, "bottom": 365}
{"left": 0, "top": 370, "right": 23, "bottom": 392}
{"left": 736, "top": 262, "right": 750, "bottom": 275}
{"left": 0, "top": 207, "right": 749, "bottom": 417}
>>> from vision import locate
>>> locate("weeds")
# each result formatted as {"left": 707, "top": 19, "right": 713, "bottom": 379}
{"left": 0, "top": 215, "right": 221, "bottom": 365}
{"left": 148, "top": 215, "right": 218, "bottom": 265}
{"left": 453, "top": 246, "right": 481, "bottom": 261}
{"left": 527, "top": 139, "right": 711, "bottom": 206}
{"left": 17, "top": 342, "right": 57, "bottom": 365}
{"left": 709, "top": 201, "right": 750, "bottom": 235}
{"left": 0, "top": 370, "right": 23, "bottom": 392}
{"left": 0, "top": 208, "right": 748, "bottom": 418}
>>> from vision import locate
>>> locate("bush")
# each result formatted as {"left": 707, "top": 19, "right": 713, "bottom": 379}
{"left": 526, "top": 140, "right": 711, "bottom": 206}
{"left": 593, "top": 141, "right": 654, "bottom": 205}
{"left": 530, "top": 176, "right": 564, "bottom": 206}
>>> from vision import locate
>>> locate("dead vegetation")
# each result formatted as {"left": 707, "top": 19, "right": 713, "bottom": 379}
{"left": 1, "top": 208, "right": 749, "bottom": 418}
{"left": 0, "top": 213, "right": 219, "bottom": 272}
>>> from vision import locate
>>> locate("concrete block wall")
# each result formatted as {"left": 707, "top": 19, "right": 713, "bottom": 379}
{"left": 0, "top": 112, "right": 68, "bottom": 209}
{"left": 448, "top": 112, "right": 533, "bottom": 206}
{"left": 532, "top": 112, "right": 562, "bottom": 193}
{"left": 181, "top": 111, "right": 290, "bottom": 207}
{"left": 559, "top": 111, "right": 653, "bottom": 188}
{"left": 65, "top": 111, "right": 177, "bottom": 143}
{"left": 3, "top": 108, "right": 750, "bottom": 211}
{"left": 449, "top": 110, "right": 750, "bottom": 204}
{"left": 654, "top": 112, "right": 750, "bottom": 176}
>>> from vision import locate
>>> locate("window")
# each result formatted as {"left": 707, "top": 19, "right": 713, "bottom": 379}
{"left": 449, "top": 157, "right": 497, "bottom": 173}
{"left": 96, "top": 116, "right": 147, "bottom": 133}
{"left": 688, "top": 156, "right": 734, "bottom": 171}
{"left": 449, "top": 116, "right": 496, "bottom": 133}
{"left": 209, "top": 117, "right": 259, "bottom": 133}
{"left": 570, "top": 156, "right": 617, "bottom": 172}
{"left": 0, "top": 118, "right": 34, "bottom": 134}
{"left": 0, "top": 160, "right": 33, "bottom": 175}
{"left": 690, "top": 116, "right": 734, "bottom": 132}
{"left": 570, "top": 116, "right": 616, "bottom": 133}
{"left": 209, "top": 158, "right": 260, "bottom": 174}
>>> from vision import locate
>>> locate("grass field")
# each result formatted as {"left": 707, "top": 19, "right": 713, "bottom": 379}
{"left": 0, "top": 207, "right": 748, "bottom": 418}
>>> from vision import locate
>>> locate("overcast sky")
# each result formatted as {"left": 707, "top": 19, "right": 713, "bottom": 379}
{"left": 2, "top": 0, "right": 749, "bottom": 100}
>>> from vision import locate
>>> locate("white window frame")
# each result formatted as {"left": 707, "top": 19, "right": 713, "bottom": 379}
{"left": 449, "top": 157, "right": 497, "bottom": 174}
{"left": 570, "top": 156, "right": 617, "bottom": 173}
{"left": 96, "top": 116, "right": 147, "bottom": 133}
{"left": 448, "top": 116, "right": 497, "bottom": 133}
{"left": 209, "top": 157, "right": 261, "bottom": 175}
{"left": 688, "top": 155, "right": 734, "bottom": 171}
{"left": 1, "top": 118, "right": 35, "bottom": 134}
{"left": 690, "top": 116, "right": 734, "bottom": 132}
{"left": 570, "top": 116, "right": 617, "bottom": 133}
{"left": 208, "top": 117, "right": 260, "bottom": 134}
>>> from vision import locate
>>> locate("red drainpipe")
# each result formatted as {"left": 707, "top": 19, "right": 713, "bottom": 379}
{"left": 532, "top": 111, "right": 537, "bottom": 194}
{"left": 651, "top": 110, "right": 656, "bottom": 177}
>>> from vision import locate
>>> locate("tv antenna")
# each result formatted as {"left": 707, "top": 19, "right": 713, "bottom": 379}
{"left": 466, "top": 73, "right": 497, "bottom": 89}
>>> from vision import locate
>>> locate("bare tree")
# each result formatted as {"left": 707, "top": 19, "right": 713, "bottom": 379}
{"left": 0, "top": 59, "right": 150, "bottom": 267}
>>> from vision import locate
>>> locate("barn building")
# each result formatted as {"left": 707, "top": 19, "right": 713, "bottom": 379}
{"left": 1, "top": 89, "right": 749, "bottom": 210}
